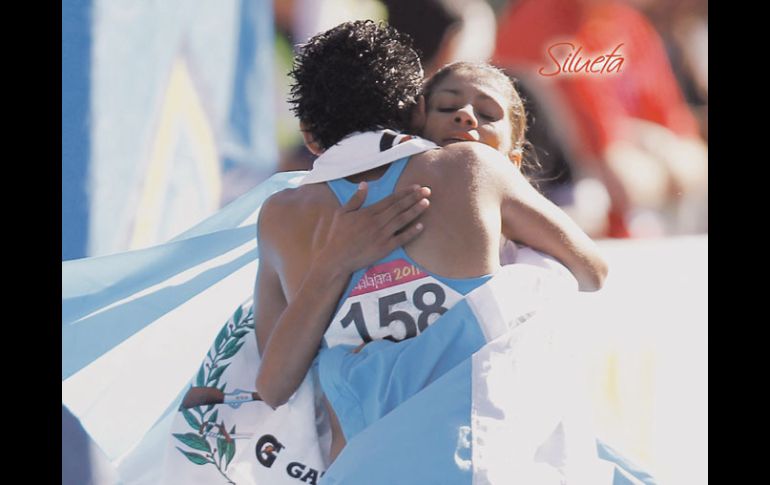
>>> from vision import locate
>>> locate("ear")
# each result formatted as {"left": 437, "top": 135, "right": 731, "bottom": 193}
{"left": 409, "top": 95, "right": 427, "bottom": 134}
{"left": 300, "top": 121, "right": 324, "bottom": 156}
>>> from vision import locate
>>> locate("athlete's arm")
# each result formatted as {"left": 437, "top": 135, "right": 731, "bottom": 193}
{"left": 255, "top": 249, "right": 351, "bottom": 409}
{"left": 496, "top": 152, "right": 608, "bottom": 291}
{"left": 459, "top": 143, "right": 608, "bottom": 291}
{"left": 255, "top": 184, "right": 431, "bottom": 408}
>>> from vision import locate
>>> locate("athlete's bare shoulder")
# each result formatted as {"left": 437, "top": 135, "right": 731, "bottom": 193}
{"left": 258, "top": 183, "right": 336, "bottom": 247}
{"left": 407, "top": 141, "right": 510, "bottom": 190}
{"left": 263, "top": 183, "right": 331, "bottom": 210}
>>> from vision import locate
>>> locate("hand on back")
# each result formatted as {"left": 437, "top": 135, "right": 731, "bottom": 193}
{"left": 311, "top": 182, "right": 432, "bottom": 275}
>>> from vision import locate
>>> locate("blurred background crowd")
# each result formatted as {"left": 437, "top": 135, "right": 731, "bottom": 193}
{"left": 63, "top": 0, "right": 707, "bottom": 261}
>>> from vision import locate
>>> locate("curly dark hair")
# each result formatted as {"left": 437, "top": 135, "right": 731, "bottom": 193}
{"left": 289, "top": 20, "right": 424, "bottom": 150}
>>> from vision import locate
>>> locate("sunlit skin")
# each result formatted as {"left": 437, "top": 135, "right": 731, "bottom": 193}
{"left": 422, "top": 70, "right": 515, "bottom": 162}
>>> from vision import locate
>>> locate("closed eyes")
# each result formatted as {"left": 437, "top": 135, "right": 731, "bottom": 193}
{"left": 437, "top": 107, "right": 498, "bottom": 121}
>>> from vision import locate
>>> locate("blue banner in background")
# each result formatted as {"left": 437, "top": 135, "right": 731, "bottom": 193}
{"left": 223, "top": 0, "right": 277, "bottom": 173}
{"left": 62, "top": 0, "right": 92, "bottom": 261}
{"left": 61, "top": 0, "right": 276, "bottom": 261}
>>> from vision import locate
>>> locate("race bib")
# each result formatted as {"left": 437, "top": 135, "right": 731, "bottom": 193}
{"left": 325, "top": 259, "right": 463, "bottom": 348}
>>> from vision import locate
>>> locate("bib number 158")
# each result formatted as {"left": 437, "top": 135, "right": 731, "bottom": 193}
{"left": 339, "top": 283, "right": 448, "bottom": 342}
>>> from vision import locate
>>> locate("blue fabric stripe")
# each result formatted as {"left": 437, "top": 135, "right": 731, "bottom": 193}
{"left": 172, "top": 170, "right": 302, "bottom": 240}
{"left": 63, "top": 226, "right": 254, "bottom": 318}
{"left": 62, "top": 227, "right": 257, "bottom": 380}
{"left": 598, "top": 439, "right": 658, "bottom": 485}
{"left": 62, "top": 171, "right": 301, "bottom": 380}
{"left": 321, "top": 359, "right": 473, "bottom": 485}
{"left": 319, "top": 299, "right": 485, "bottom": 441}
{"left": 326, "top": 157, "right": 409, "bottom": 206}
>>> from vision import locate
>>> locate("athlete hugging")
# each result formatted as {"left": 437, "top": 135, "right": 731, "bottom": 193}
{"left": 254, "top": 20, "right": 607, "bottom": 469}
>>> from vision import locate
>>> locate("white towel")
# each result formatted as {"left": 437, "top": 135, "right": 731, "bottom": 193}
{"left": 298, "top": 130, "right": 438, "bottom": 185}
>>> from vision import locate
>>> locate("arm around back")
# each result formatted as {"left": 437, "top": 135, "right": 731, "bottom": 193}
{"left": 253, "top": 191, "right": 352, "bottom": 408}
{"left": 456, "top": 142, "right": 608, "bottom": 291}
{"left": 254, "top": 183, "right": 433, "bottom": 408}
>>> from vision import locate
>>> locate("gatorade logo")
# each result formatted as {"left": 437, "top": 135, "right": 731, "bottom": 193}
{"left": 255, "top": 434, "right": 284, "bottom": 467}
{"left": 287, "top": 462, "right": 325, "bottom": 484}
{"left": 255, "top": 434, "right": 326, "bottom": 483}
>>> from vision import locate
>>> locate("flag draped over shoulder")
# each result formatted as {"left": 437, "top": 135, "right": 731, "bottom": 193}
{"left": 159, "top": 248, "right": 653, "bottom": 485}
{"left": 316, "top": 263, "right": 644, "bottom": 485}
{"left": 63, "top": 168, "right": 666, "bottom": 485}
{"left": 62, "top": 171, "right": 305, "bottom": 482}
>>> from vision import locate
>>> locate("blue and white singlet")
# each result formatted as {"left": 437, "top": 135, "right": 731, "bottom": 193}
{"left": 322, "top": 157, "right": 492, "bottom": 348}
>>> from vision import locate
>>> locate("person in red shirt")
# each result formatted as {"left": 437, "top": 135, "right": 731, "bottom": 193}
{"left": 494, "top": 0, "right": 707, "bottom": 237}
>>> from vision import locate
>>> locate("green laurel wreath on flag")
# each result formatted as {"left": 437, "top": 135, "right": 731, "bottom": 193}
{"left": 173, "top": 302, "right": 255, "bottom": 483}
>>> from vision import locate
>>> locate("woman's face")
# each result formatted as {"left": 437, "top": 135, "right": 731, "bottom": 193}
{"left": 422, "top": 70, "right": 513, "bottom": 157}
